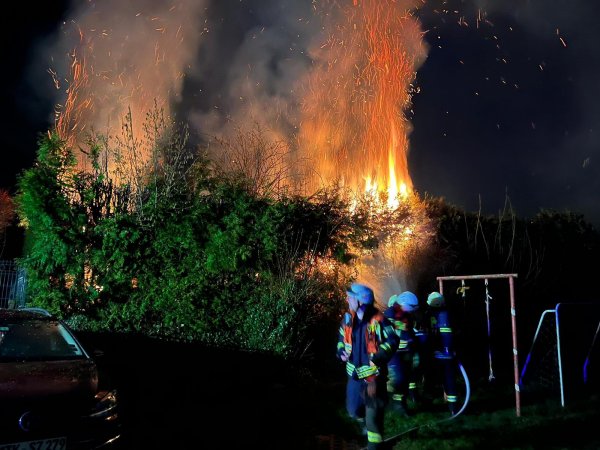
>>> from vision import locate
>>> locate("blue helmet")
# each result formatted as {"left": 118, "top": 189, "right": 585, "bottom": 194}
{"left": 347, "top": 283, "right": 374, "bottom": 305}
{"left": 389, "top": 291, "right": 419, "bottom": 312}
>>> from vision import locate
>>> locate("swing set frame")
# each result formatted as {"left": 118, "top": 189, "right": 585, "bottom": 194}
{"left": 436, "top": 273, "right": 521, "bottom": 417}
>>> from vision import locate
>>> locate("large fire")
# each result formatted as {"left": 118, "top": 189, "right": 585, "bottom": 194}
{"left": 52, "top": 2, "right": 207, "bottom": 170}
{"left": 53, "top": 1, "right": 427, "bottom": 208}
{"left": 51, "top": 0, "right": 433, "bottom": 300}
{"left": 298, "top": 0, "right": 427, "bottom": 207}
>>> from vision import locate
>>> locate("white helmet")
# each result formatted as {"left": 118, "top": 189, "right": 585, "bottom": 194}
{"left": 427, "top": 291, "right": 445, "bottom": 307}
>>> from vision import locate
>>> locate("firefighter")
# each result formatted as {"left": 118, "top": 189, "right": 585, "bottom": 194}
{"left": 384, "top": 291, "right": 419, "bottom": 416}
{"left": 337, "top": 283, "right": 399, "bottom": 450}
{"left": 424, "top": 291, "right": 459, "bottom": 415}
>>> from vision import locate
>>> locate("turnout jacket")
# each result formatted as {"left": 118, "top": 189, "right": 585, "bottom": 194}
{"left": 337, "top": 306, "right": 399, "bottom": 382}
{"left": 427, "top": 307, "right": 455, "bottom": 359}
{"left": 384, "top": 303, "right": 416, "bottom": 353}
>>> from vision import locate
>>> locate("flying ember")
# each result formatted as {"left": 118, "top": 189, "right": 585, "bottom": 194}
{"left": 297, "top": 0, "right": 428, "bottom": 207}
{"left": 48, "top": 0, "right": 439, "bottom": 303}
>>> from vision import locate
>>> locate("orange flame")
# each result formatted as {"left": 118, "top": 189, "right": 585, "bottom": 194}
{"left": 52, "top": 4, "right": 201, "bottom": 169}
{"left": 55, "top": 46, "right": 91, "bottom": 149}
{"left": 298, "top": 0, "right": 427, "bottom": 208}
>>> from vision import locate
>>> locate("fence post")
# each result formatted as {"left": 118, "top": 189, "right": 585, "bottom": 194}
{"left": 0, "top": 260, "right": 27, "bottom": 308}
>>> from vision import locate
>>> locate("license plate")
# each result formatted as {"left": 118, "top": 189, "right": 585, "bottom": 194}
{"left": 0, "top": 436, "right": 67, "bottom": 450}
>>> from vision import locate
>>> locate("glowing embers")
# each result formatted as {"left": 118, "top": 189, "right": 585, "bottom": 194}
{"left": 298, "top": 0, "right": 424, "bottom": 205}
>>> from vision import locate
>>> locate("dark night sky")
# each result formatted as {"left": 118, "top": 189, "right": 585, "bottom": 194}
{"left": 1, "top": 1, "right": 69, "bottom": 192}
{"left": 1, "top": 0, "right": 599, "bottom": 227}
{"left": 410, "top": 0, "right": 600, "bottom": 227}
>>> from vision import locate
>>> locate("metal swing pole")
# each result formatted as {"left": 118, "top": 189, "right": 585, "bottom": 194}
{"left": 508, "top": 274, "right": 521, "bottom": 417}
{"left": 485, "top": 279, "right": 495, "bottom": 382}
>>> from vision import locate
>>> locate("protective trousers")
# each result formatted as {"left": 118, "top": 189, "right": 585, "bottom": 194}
{"left": 346, "top": 376, "right": 387, "bottom": 450}
{"left": 387, "top": 351, "right": 413, "bottom": 406}
{"left": 433, "top": 356, "right": 458, "bottom": 409}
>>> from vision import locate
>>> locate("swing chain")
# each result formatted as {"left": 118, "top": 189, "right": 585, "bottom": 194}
{"left": 485, "top": 278, "right": 495, "bottom": 382}
{"left": 485, "top": 278, "right": 493, "bottom": 303}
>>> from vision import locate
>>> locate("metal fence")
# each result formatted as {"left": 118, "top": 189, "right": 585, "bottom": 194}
{"left": 0, "top": 260, "right": 27, "bottom": 308}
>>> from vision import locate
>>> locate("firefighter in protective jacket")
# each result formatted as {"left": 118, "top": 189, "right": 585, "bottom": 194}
{"left": 425, "top": 291, "right": 459, "bottom": 414}
{"left": 384, "top": 291, "right": 419, "bottom": 416}
{"left": 337, "top": 283, "right": 399, "bottom": 450}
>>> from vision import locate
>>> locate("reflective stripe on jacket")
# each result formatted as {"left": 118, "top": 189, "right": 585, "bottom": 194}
{"left": 429, "top": 308, "right": 454, "bottom": 353}
{"left": 384, "top": 303, "right": 416, "bottom": 352}
{"left": 337, "top": 308, "right": 398, "bottom": 380}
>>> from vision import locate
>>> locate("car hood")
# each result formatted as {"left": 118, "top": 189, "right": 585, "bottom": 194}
{"left": 0, "top": 359, "right": 98, "bottom": 400}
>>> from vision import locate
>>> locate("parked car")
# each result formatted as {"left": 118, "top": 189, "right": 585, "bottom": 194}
{"left": 0, "top": 307, "right": 120, "bottom": 449}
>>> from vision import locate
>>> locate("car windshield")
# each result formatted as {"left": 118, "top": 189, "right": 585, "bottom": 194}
{"left": 0, "top": 319, "right": 85, "bottom": 362}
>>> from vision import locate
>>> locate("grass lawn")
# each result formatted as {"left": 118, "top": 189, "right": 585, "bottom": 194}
{"left": 321, "top": 382, "right": 600, "bottom": 450}
{"left": 313, "top": 368, "right": 600, "bottom": 450}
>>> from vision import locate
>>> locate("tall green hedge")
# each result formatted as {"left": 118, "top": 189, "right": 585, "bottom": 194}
{"left": 16, "top": 130, "right": 355, "bottom": 358}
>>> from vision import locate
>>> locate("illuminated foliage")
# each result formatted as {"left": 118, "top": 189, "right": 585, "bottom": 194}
{"left": 20, "top": 110, "right": 598, "bottom": 360}
{"left": 0, "top": 190, "right": 14, "bottom": 238}
{"left": 15, "top": 122, "right": 361, "bottom": 358}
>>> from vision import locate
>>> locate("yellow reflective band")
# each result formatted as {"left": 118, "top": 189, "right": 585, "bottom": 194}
{"left": 447, "top": 395, "right": 457, "bottom": 402}
{"left": 392, "top": 393, "right": 404, "bottom": 401}
{"left": 399, "top": 322, "right": 409, "bottom": 331}
{"left": 409, "top": 382, "right": 416, "bottom": 389}
{"left": 356, "top": 365, "right": 378, "bottom": 378}
{"left": 380, "top": 342, "right": 391, "bottom": 352}
{"left": 339, "top": 327, "right": 345, "bottom": 336}
{"left": 440, "top": 327, "right": 452, "bottom": 333}
{"left": 367, "top": 431, "right": 383, "bottom": 443}
{"left": 337, "top": 342, "right": 345, "bottom": 350}
{"left": 368, "top": 322, "right": 379, "bottom": 334}
{"left": 346, "top": 362, "right": 355, "bottom": 377}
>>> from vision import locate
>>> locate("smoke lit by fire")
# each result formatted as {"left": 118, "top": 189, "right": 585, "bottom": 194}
{"left": 298, "top": 0, "right": 428, "bottom": 207}
{"left": 48, "top": 0, "right": 437, "bottom": 298}
{"left": 52, "top": 0, "right": 209, "bottom": 159}
{"left": 51, "top": 1, "right": 428, "bottom": 206}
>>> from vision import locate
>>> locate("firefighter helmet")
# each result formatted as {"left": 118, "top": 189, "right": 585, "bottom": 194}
{"left": 347, "top": 283, "right": 374, "bottom": 305}
{"left": 389, "top": 291, "right": 419, "bottom": 312}
{"left": 427, "top": 291, "right": 445, "bottom": 307}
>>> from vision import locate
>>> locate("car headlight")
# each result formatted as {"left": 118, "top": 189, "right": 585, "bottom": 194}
{"left": 89, "top": 389, "right": 118, "bottom": 421}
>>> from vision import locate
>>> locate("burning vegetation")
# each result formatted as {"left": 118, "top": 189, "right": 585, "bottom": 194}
{"left": 42, "top": 0, "right": 591, "bottom": 354}
{"left": 47, "top": 1, "right": 434, "bottom": 296}
{"left": 298, "top": 0, "right": 428, "bottom": 205}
